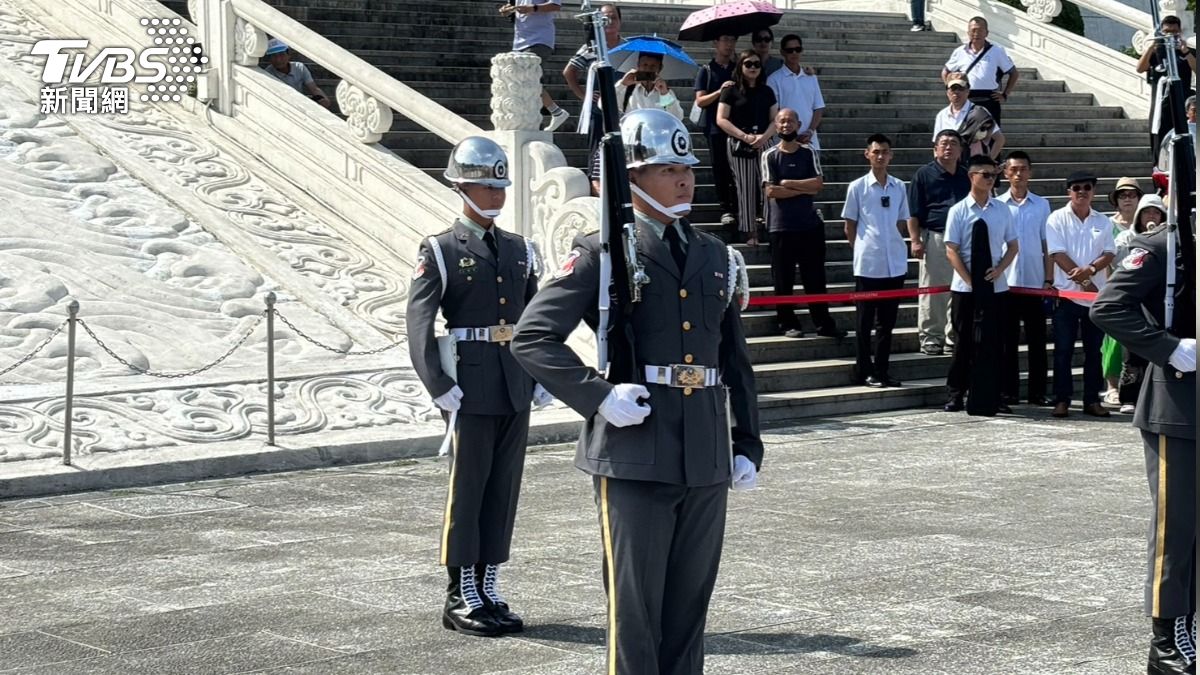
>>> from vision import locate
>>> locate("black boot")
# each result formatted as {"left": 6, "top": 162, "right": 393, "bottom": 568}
{"left": 478, "top": 563, "right": 524, "bottom": 633}
{"left": 1149, "top": 616, "right": 1196, "bottom": 674}
{"left": 442, "top": 566, "right": 503, "bottom": 637}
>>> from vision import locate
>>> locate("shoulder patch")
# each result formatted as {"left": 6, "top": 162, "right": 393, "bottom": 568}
{"left": 553, "top": 249, "right": 583, "bottom": 279}
{"left": 411, "top": 254, "right": 427, "bottom": 280}
{"left": 1122, "top": 247, "right": 1150, "bottom": 271}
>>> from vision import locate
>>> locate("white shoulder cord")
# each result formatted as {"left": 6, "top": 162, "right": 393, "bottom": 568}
{"left": 726, "top": 245, "right": 750, "bottom": 311}
{"left": 427, "top": 236, "right": 449, "bottom": 299}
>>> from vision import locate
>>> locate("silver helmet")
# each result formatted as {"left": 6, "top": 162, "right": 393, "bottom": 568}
{"left": 620, "top": 108, "right": 699, "bottom": 169}
{"left": 444, "top": 136, "right": 511, "bottom": 188}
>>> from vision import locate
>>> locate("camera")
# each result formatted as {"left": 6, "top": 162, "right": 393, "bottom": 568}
{"left": 881, "top": 195, "right": 891, "bottom": 208}
{"left": 635, "top": 71, "right": 656, "bottom": 82}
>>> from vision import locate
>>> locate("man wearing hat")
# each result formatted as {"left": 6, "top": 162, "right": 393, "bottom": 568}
{"left": 511, "top": 108, "right": 764, "bottom": 674}
{"left": 261, "top": 39, "right": 332, "bottom": 108}
{"left": 932, "top": 74, "right": 1005, "bottom": 154}
{"left": 406, "top": 136, "right": 551, "bottom": 638}
{"left": 1091, "top": 201, "right": 1195, "bottom": 675}
{"left": 1044, "top": 169, "right": 1117, "bottom": 418}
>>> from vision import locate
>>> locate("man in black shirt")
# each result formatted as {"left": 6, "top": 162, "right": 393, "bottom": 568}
{"left": 763, "top": 108, "right": 843, "bottom": 338}
{"left": 1136, "top": 15, "right": 1196, "bottom": 158}
{"left": 694, "top": 35, "right": 738, "bottom": 233}
{"left": 907, "top": 129, "right": 970, "bottom": 355}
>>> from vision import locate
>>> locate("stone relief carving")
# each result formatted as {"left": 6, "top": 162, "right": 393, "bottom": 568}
{"left": 527, "top": 140, "right": 597, "bottom": 268}
{"left": 490, "top": 52, "right": 543, "bottom": 132}
{"left": 336, "top": 81, "right": 394, "bottom": 144}
{"left": 233, "top": 18, "right": 268, "bottom": 66}
{"left": 0, "top": 370, "right": 443, "bottom": 462}
{"left": 187, "top": 0, "right": 200, "bottom": 26}
{"left": 1019, "top": 0, "right": 1062, "bottom": 22}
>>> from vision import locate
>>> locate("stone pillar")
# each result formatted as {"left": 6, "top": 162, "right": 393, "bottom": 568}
{"left": 489, "top": 51, "right": 550, "bottom": 238}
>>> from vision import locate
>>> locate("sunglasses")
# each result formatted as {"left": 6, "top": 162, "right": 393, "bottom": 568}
{"left": 781, "top": 47, "right": 802, "bottom": 54}
{"left": 971, "top": 172, "right": 998, "bottom": 180}
{"left": 753, "top": 35, "right": 772, "bottom": 43}
{"left": 1115, "top": 190, "right": 1140, "bottom": 199}
{"left": 743, "top": 61, "right": 762, "bottom": 68}
{"left": 947, "top": 84, "right": 967, "bottom": 91}
{"left": 1069, "top": 184, "right": 1095, "bottom": 193}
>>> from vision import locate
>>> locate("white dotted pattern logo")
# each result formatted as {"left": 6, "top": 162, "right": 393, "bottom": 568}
{"left": 138, "top": 17, "right": 204, "bottom": 102}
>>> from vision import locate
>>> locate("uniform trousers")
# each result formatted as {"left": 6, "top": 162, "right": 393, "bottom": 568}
{"left": 705, "top": 134, "right": 737, "bottom": 221}
{"left": 771, "top": 230, "right": 836, "bottom": 333}
{"left": 1142, "top": 431, "right": 1196, "bottom": 618}
{"left": 918, "top": 229, "right": 955, "bottom": 348}
{"left": 595, "top": 475, "right": 728, "bottom": 675}
{"left": 1051, "top": 300, "right": 1104, "bottom": 405}
{"left": 854, "top": 275, "right": 905, "bottom": 379}
{"left": 440, "top": 410, "right": 530, "bottom": 568}
{"left": 1001, "top": 292, "right": 1048, "bottom": 401}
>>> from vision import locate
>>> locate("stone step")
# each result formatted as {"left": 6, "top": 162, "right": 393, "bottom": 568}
{"left": 395, "top": 143, "right": 1144, "bottom": 170}
{"left": 413, "top": 160, "right": 1148, "bottom": 185}
{"left": 309, "top": 33, "right": 961, "bottom": 58}
{"left": 756, "top": 368, "right": 1086, "bottom": 421}
{"left": 753, "top": 343, "right": 1084, "bottom": 393}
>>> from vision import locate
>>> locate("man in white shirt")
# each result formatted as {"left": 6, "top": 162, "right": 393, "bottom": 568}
{"left": 996, "top": 151, "right": 1053, "bottom": 407}
{"left": 501, "top": 0, "right": 570, "bottom": 132}
{"left": 943, "top": 154, "right": 1019, "bottom": 414}
{"left": 932, "top": 74, "right": 1004, "bottom": 149}
{"left": 842, "top": 133, "right": 911, "bottom": 388}
{"left": 616, "top": 53, "right": 684, "bottom": 120}
{"left": 1045, "top": 170, "right": 1117, "bottom": 418}
{"left": 941, "top": 16, "right": 1018, "bottom": 124}
{"left": 767, "top": 34, "right": 825, "bottom": 151}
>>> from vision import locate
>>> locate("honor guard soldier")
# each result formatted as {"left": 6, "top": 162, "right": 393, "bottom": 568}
{"left": 406, "top": 136, "right": 552, "bottom": 638}
{"left": 1091, "top": 224, "right": 1195, "bottom": 674}
{"left": 511, "top": 109, "right": 765, "bottom": 674}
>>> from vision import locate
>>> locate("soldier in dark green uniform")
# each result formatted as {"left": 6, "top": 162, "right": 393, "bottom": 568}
{"left": 511, "top": 108, "right": 764, "bottom": 675}
{"left": 406, "top": 136, "right": 551, "bottom": 638}
{"left": 1091, "top": 224, "right": 1195, "bottom": 674}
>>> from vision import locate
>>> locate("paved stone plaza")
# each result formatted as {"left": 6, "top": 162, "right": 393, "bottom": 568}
{"left": 0, "top": 407, "right": 1153, "bottom": 674}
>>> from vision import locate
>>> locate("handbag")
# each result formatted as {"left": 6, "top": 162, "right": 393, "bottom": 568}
{"left": 729, "top": 125, "right": 759, "bottom": 158}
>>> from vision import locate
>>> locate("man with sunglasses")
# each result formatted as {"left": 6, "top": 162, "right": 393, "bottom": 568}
{"left": 933, "top": 74, "right": 1005, "bottom": 150}
{"left": 1045, "top": 170, "right": 1117, "bottom": 418}
{"left": 767, "top": 34, "right": 825, "bottom": 150}
{"left": 750, "top": 28, "right": 783, "bottom": 78}
{"left": 942, "top": 155, "right": 1019, "bottom": 414}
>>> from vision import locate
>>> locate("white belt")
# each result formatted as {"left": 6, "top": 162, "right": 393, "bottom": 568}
{"left": 450, "top": 325, "right": 514, "bottom": 343}
{"left": 644, "top": 364, "right": 720, "bottom": 389}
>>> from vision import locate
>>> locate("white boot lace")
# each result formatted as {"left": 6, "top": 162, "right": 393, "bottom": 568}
{"left": 1175, "top": 615, "right": 1196, "bottom": 664}
{"left": 459, "top": 565, "right": 485, "bottom": 611}
{"left": 482, "top": 564, "right": 507, "bottom": 606}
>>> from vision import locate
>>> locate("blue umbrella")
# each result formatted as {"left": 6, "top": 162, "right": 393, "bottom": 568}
{"left": 608, "top": 35, "right": 697, "bottom": 81}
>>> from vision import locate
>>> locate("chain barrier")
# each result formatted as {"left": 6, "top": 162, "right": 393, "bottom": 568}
{"left": 272, "top": 309, "right": 402, "bottom": 356}
{"left": 0, "top": 320, "right": 67, "bottom": 384}
{"left": 77, "top": 314, "right": 266, "bottom": 379}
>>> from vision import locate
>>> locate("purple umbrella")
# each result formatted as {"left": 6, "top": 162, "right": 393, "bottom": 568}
{"left": 677, "top": 1, "right": 784, "bottom": 42}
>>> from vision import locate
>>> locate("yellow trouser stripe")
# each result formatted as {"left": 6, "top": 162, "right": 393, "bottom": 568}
{"left": 440, "top": 429, "right": 460, "bottom": 566}
{"left": 600, "top": 477, "right": 618, "bottom": 675}
{"left": 1152, "top": 433, "right": 1168, "bottom": 617}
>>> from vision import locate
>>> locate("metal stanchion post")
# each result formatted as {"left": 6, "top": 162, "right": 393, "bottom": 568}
{"left": 265, "top": 292, "right": 276, "bottom": 446}
{"left": 63, "top": 300, "right": 79, "bottom": 466}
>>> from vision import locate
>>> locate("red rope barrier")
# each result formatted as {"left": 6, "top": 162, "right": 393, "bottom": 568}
{"left": 746, "top": 285, "right": 1097, "bottom": 308}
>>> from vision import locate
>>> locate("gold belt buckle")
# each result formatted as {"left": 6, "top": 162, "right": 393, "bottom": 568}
{"left": 488, "top": 325, "right": 514, "bottom": 342}
{"left": 670, "top": 364, "right": 705, "bottom": 388}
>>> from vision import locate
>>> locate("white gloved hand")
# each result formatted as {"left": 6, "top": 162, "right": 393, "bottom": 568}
{"left": 433, "top": 385, "right": 464, "bottom": 412}
{"left": 532, "top": 383, "right": 554, "bottom": 409}
{"left": 731, "top": 455, "right": 757, "bottom": 491}
{"left": 597, "top": 384, "right": 651, "bottom": 427}
{"left": 1168, "top": 338, "right": 1196, "bottom": 372}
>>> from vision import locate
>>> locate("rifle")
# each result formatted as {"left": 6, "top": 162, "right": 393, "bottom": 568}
{"left": 577, "top": 1, "right": 648, "bottom": 383}
{"left": 1148, "top": 2, "right": 1195, "bottom": 327}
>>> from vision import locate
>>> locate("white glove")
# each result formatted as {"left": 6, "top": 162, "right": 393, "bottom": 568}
{"left": 1168, "top": 338, "right": 1196, "bottom": 373}
{"left": 597, "top": 384, "right": 651, "bottom": 427}
{"left": 433, "top": 385, "right": 464, "bottom": 412}
{"left": 731, "top": 455, "right": 757, "bottom": 491}
{"left": 532, "top": 384, "right": 554, "bottom": 409}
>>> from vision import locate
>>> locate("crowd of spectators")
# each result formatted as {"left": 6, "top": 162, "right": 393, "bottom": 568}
{"left": 516, "top": 5, "right": 1195, "bottom": 417}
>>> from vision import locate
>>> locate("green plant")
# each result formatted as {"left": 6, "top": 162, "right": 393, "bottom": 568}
{"left": 995, "top": 0, "right": 1086, "bottom": 36}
